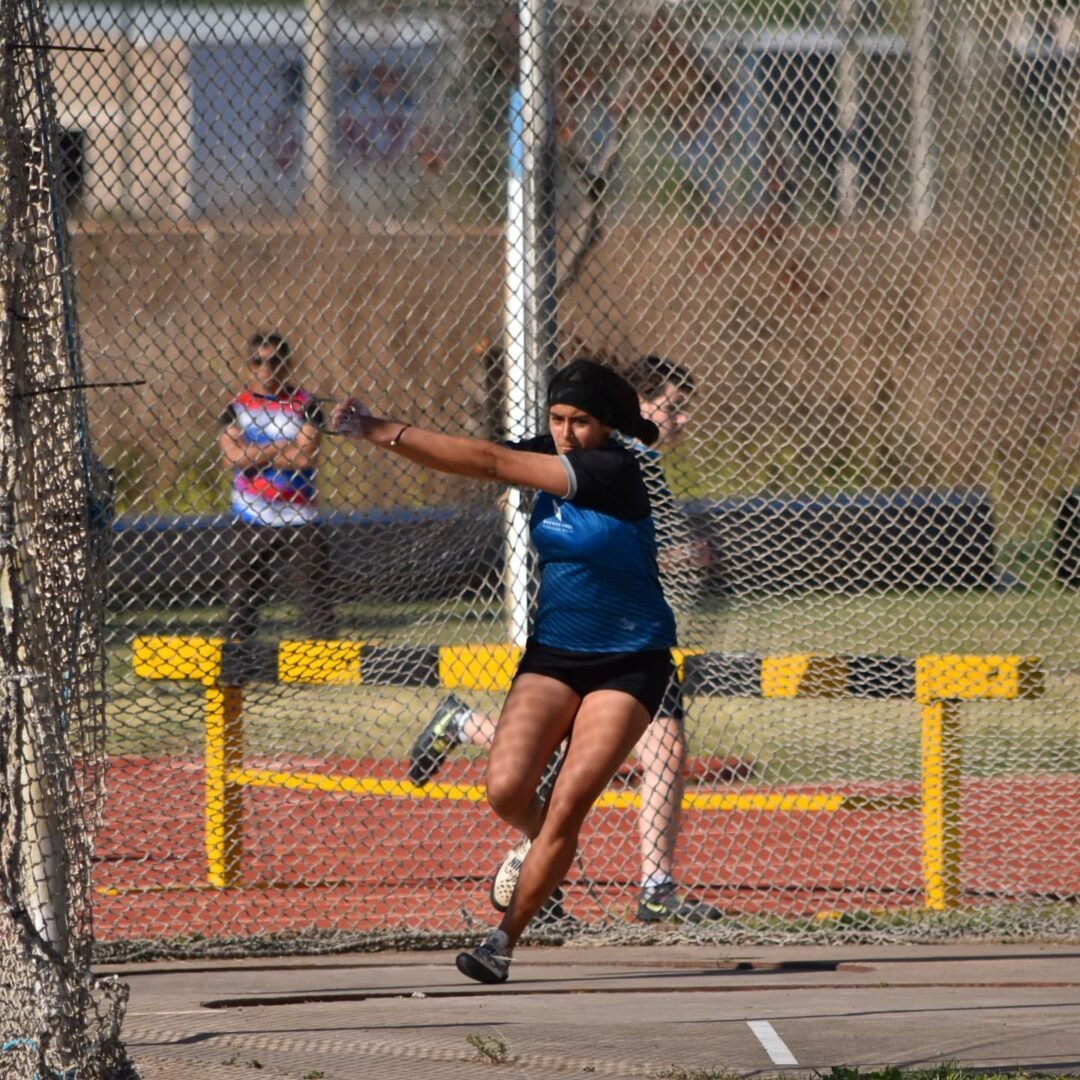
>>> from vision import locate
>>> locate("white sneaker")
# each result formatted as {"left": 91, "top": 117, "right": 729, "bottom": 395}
{"left": 490, "top": 837, "right": 531, "bottom": 912}
{"left": 456, "top": 929, "right": 512, "bottom": 984}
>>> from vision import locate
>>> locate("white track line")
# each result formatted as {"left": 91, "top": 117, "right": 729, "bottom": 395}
{"left": 747, "top": 1020, "right": 798, "bottom": 1065}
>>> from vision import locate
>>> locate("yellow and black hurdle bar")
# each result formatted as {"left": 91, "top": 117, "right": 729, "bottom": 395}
{"left": 132, "top": 637, "right": 1044, "bottom": 910}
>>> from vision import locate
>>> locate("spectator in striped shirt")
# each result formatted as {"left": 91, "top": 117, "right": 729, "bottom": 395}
{"left": 219, "top": 331, "right": 335, "bottom": 641}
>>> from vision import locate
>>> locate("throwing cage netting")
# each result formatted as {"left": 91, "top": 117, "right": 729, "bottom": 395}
{"left": 0, "top": 0, "right": 136, "bottom": 1073}
{"left": 10, "top": 0, "right": 1079, "bottom": 972}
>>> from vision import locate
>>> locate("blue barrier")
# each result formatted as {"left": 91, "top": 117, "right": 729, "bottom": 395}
{"left": 107, "top": 487, "right": 1013, "bottom": 609}
{"left": 692, "top": 485, "right": 1006, "bottom": 594}
{"left": 107, "top": 507, "right": 502, "bottom": 609}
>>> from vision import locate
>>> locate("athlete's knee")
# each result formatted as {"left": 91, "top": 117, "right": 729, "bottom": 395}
{"left": 484, "top": 767, "right": 534, "bottom": 821}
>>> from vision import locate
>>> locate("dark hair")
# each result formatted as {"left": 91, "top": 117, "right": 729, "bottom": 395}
{"left": 249, "top": 331, "right": 291, "bottom": 365}
{"left": 547, "top": 357, "right": 660, "bottom": 446}
{"left": 628, "top": 355, "right": 694, "bottom": 401}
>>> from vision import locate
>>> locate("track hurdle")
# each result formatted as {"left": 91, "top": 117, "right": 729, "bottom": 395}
{"left": 132, "top": 638, "right": 1044, "bottom": 906}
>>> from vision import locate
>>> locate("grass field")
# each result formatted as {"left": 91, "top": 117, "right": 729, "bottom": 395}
{"left": 108, "top": 583, "right": 1080, "bottom": 658}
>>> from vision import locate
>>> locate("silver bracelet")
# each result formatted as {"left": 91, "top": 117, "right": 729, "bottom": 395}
{"left": 389, "top": 424, "right": 411, "bottom": 448}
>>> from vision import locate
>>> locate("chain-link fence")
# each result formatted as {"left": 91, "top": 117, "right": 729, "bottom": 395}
{"left": 31, "top": 0, "right": 1080, "bottom": 960}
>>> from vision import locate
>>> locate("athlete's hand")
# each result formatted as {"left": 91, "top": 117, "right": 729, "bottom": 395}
{"left": 331, "top": 398, "right": 373, "bottom": 437}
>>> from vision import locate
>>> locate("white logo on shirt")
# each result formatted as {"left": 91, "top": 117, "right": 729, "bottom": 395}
{"left": 541, "top": 499, "right": 573, "bottom": 534}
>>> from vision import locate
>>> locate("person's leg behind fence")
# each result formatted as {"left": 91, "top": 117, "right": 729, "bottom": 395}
{"left": 223, "top": 521, "right": 275, "bottom": 640}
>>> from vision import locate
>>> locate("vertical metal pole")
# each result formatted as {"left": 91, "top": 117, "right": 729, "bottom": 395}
{"left": 502, "top": 0, "right": 558, "bottom": 646}
{"left": 1072, "top": 69, "right": 1080, "bottom": 225}
{"left": 117, "top": 5, "right": 135, "bottom": 218}
{"left": 303, "top": 0, "right": 335, "bottom": 216}
{"left": 503, "top": 86, "right": 532, "bottom": 647}
{"left": 909, "top": 0, "right": 935, "bottom": 232}
{"left": 524, "top": 0, "right": 560, "bottom": 368}
{"left": 834, "top": 0, "right": 860, "bottom": 221}
{"left": 18, "top": 703, "right": 69, "bottom": 951}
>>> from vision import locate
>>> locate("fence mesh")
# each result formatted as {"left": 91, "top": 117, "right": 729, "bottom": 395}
{"left": 24, "top": 0, "right": 1080, "bottom": 962}
{"left": 0, "top": 0, "right": 136, "bottom": 1072}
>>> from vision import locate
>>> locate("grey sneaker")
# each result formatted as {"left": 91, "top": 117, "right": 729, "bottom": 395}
{"left": 490, "top": 837, "right": 530, "bottom": 912}
{"left": 456, "top": 929, "right": 512, "bottom": 984}
{"left": 636, "top": 882, "right": 723, "bottom": 924}
{"left": 408, "top": 694, "right": 468, "bottom": 784}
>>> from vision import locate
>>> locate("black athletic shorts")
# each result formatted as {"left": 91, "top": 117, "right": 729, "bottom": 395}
{"left": 658, "top": 674, "right": 685, "bottom": 724}
{"left": 515, "top": 641, "right": 677, "bottom": 720}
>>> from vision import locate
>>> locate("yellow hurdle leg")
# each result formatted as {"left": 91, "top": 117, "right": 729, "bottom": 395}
{"left": 205, "top": 684, "right": 244, "bottom": 888}
{"left": 920, "top": 700, "right": 961, "bottom": 910}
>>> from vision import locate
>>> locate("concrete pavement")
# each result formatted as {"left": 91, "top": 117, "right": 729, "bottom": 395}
{"left": 104, "top": 942, "right": 1080, "bottom": 1079}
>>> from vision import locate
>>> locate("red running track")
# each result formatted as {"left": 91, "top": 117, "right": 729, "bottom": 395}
{"left": 91, "top": 756, "right": 1080, "bottom": 944}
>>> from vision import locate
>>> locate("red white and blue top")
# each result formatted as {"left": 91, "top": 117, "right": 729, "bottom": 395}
{"left": 221, "top": 388, "right": 324, "bottom": 527}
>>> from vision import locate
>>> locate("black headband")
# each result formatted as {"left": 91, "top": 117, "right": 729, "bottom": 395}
{"left": 547, "top": 359, "right": 660, "bottom": 446}
{"left": 548, "top": 378, "right": 618, "bottom": 428}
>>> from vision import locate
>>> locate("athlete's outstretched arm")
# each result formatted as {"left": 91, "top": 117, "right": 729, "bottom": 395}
{"left": 331, "top": 400, "right": 569, "bottom": 498}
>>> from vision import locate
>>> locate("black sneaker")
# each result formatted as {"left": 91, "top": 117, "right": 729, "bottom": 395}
{"left": 455, "top": 929, "right": 512, "bottom": 984}
{"left": 408, "top": 694, "right": 468, "bottom": 784}
{"left": 534, "top": 886, "right": 576, "bottom": 927}
{"left": 636, "top": 882, "right": 723, "bottom": 924}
